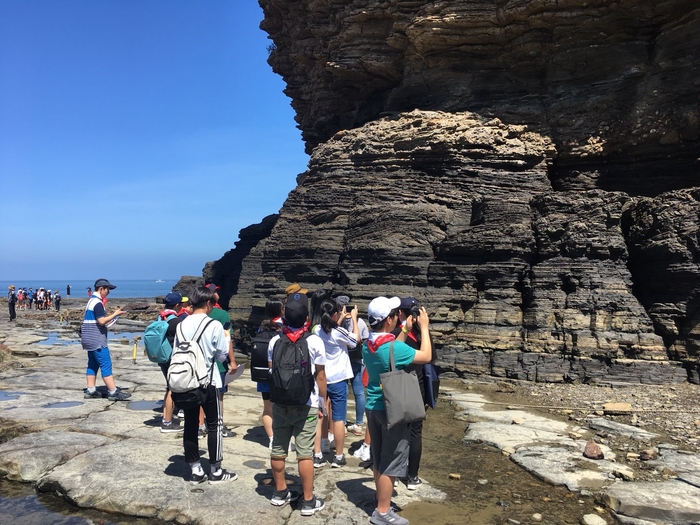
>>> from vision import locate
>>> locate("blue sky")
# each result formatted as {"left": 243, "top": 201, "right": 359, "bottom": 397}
{"left": 0, "top": 1, "right": 308, "bottom": 280}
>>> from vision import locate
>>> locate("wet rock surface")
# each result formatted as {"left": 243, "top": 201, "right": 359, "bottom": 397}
{"left": 2, "top": 309, "right": 700, "bottom": 524}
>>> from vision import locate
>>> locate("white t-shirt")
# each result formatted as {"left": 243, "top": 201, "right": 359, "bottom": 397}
{"left": 312, "top": 324, "right": 357, "bottom": 384}
{"left": 174, "top": 313, "right": 229, "bottom": 389}
{"left": 268, "top": 329, "right": 326, "bottom": 408}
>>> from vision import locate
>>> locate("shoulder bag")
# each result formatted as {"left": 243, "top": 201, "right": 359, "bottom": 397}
{"left": 380, "top": 341, "right": 426, "bottom": 429}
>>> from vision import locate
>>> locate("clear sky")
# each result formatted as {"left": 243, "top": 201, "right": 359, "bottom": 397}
{"left": 0, "top": 1, "right": 308, "bottom": 280}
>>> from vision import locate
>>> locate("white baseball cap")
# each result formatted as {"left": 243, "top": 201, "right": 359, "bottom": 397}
{"left": 367, "top": 296, "right": 401, "bottom": 326}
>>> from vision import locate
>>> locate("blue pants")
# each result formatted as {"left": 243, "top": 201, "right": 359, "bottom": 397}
{"left": 86, "top": 347, "right": 113, "bottom": 378}
{"left": 350, "top": 360, "right": 365, "bottom": 425}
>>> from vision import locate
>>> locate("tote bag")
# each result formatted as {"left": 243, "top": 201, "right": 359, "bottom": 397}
{"left": 380, "top": 341, "right": 426, "bottom": 429}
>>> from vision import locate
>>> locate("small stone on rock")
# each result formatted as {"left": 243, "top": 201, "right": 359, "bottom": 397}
{"left": 512, "top": 418, "right": 525, "bottom": 425}
{"left": 478, "top": 479, "right": 488, "bottom": 485}
{"left": 532, "top": 513, "right": 543, "bottom": 522}
{"left": 584, "top": 438, "right": 604, "bottom": 460}
{"left": 603, "top": 402, "right": 632, "bottom": 415}
{"left": 639, "top": 448, "right": 658, "bottom": 461}
{"left": 449, "top": 473, "right": 461, "bottom": 480}
{"left": 581, "top": 513, "right": 607, "bottom": 525}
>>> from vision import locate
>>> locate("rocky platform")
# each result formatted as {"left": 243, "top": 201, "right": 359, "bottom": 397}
{"left": 2, "top": 310, "right": 700, "bottom": 523}
{"left": 0, "top": 314, "right": 444, "bottom": 524}
{"left": 452, "top": 379, "right": 700, "bottom": 525}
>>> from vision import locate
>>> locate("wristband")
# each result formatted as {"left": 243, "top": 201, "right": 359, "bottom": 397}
{"left": 401, "top": 327, "right": 409, "bottom": 334}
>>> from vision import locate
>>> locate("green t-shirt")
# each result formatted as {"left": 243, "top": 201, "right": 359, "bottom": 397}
{"left": 362, "top": 339, "right": 416, "bottom": 411}
{"left": 209, "top": 307, "right": 231, "bottom": 373}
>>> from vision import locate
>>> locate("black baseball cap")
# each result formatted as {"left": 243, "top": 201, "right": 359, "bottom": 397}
{"left": 399, "top": 297, "right": 419, "bottom": 310}
{"left": 94, "top": 278, "right": 116, "bottom": 290}
{"left": 284, "top": 293, "right": 309, "bottom": 327}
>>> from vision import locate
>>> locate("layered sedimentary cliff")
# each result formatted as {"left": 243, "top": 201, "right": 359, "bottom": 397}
{"left": 206, "top": 1, "right": 700, "bottom": 383}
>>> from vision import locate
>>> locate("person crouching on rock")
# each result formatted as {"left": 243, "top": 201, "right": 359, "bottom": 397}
{"left": 81, "top": 279, "right": 131, "bottom": 401}
{"left": 363, "top": 296, "right": 433, "bottom": 525}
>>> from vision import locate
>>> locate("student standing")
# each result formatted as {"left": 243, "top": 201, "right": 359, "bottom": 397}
{"left": 363, "top": 296, "right": 432, "bottom": 525}
{"left": 7, "top": 285, "right": 17, "bottom": 321}
{"left": 81, "top": 279, "right": 130, "bottom": 401}
{"left": 175, "top": 286, "right": 237, "bottom": 484}
{"left": 267, "top": 292, "right": 327, "bottom": 515}
{"left": 311, "top": 298, "right": 360, "bottom": 468}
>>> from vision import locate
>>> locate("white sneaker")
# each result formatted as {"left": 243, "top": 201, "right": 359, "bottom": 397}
{"left": 353, "top": 443, "right": 371, "bottom": 462}
{"left": 321, "top": 438, "right": 331, "bottom": 454}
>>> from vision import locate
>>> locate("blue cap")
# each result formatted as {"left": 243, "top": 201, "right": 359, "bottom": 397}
{"left": 164, "top": 292, "right": 183, "bottom": 307}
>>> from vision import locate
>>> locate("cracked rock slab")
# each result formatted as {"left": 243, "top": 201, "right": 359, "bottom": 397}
{"left": 510, "top": 445, "right": 626, "bottom": 491}
{"left": 601, "top": 480, "right": 700, "bottom": 525}
{"left": 0, "top": 430, "right": 114, "bottom": 482}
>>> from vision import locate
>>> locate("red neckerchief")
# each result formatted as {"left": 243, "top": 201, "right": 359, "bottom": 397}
{"left": 272, "top": 316, "right": 283, "bottom": 325}
{"left": 282, "top": 325, "right": 308, "bottom": 343}
{"left": 159, "top": 309, "right": 178, "bottom": 320}
{"left": 407, "top": 330, "right": 418, "bottom": 343}
{"left": 177, "top": 307, "right": 188, "bottom": 316}
{"left": 366, "top": 333, "right": 395, "bottom": 354}
{"left": 213, "top": 302, "right": 221, "bottom": 309}
{"left": 363, "top": 333, "right": 396, "bottom": 387}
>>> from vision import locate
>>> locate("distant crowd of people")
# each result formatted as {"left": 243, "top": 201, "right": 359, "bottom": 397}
{"left": 78, "top": 278, "right": 437, "bottom": 525}
{"left": 6, "top": 284, "right": 69, "bottom": 320}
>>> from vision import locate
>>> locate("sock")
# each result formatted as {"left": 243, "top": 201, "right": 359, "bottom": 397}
{"left": 362, "top": 442, "right": 370, "bottom": 449}
{"left": 87, "top": 387, "right": 96, "bottom": 393}
{"left": 314, "top": 452, "right": 323, "bottom": 459}
{"left": 335, "top": 454, "right": 343, "bottom": 461}
{"left": 210, "top": 462, "right": 221, "bottom": 476}
{"left": 190, "top": 462, "right": 203, "bottom": 475}
{"left": 163, "top": 420, "right": 172, "bottom": 426}
{"left": 108, "top": 389, "right": 117, "bottom": 395}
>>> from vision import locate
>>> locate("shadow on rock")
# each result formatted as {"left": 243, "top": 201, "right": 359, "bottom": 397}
{"left": 336, "top": 476, "right": 377, "bottom": 515}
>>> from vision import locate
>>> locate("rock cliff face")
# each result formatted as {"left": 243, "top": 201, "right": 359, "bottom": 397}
{"left": 213, "top": 1, "right": 699, "bottom": 383}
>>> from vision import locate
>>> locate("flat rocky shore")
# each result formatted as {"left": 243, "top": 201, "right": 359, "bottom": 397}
{"left": 1, "top": 302, "right": 700, "bottom": 524}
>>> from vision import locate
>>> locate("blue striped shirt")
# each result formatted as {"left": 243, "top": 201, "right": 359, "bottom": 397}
{"left": 81, "top": 295, "right": 108, "bottom": 351}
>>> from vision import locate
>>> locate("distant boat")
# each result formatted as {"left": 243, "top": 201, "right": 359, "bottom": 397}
{"left": 155, "top": 279, "right": 164, "bottom": 283}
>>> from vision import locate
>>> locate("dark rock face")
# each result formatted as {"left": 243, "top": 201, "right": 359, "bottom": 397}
{"left": 259, "top": 0, "right": 700, "bottom": 175}
{"left": 202, "top": 2, "right": 700, "bottom": 383}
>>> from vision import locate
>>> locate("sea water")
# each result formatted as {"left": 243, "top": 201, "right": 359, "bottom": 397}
{"left": 0, "top": 279, "right": 177, "bottom": 299}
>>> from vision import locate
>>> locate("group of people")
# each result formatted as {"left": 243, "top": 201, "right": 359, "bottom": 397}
{"left": 6, "top": 285, "right": 65, "bottom": 320}
{"left": 79, "top": 278, "right": 436, "bottom": 525}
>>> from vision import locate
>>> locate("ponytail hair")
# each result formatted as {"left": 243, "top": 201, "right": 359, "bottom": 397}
{"left": 319, "top": 298, "right": 340, "bottom": 334}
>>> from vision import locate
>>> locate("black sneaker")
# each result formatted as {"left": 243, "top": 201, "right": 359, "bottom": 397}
{"left": 160, "top": 420, "right": 184, "bottom": 433}
{"left": 84, "top": 390, "right": 101, "bottom": 399}
{"left": 270, "top": 488, "right": 300, "bottom": 506}
{"left": 190, "top": 472, "right": 207, "bottom": 485}
{"left": 221, "top": 425, "right": 235, "bottom": 438}
{"left": 208, "top": 469, "right": 238, "bottom": 484}
{"left": 313, "top": 455, "right": 327, "bottom": 469}
{"left": 300, "top": 496, "right": 325, "bottom": 516}
{"left": 330, "top": 455, "right": 346, "bottom": 468}
{"left": 197, "top": 427, "right": 207, "bottom": 439}
{"left": 107, "top": 390, "right": 131, "bottom": 401}
{"left": 406, "top": 476, "right": 422, "bottom": 490}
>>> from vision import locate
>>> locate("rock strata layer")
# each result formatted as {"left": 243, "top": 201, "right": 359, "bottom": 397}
{"left": 200, "top": 2, "right": 700, "bottom": 383}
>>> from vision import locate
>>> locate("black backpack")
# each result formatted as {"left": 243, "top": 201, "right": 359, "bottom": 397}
{"left": 269, "top": 332, "right": 314, "bottom": 406}
{"left": 250, "top": 330, "right": 276, "bottom": 383}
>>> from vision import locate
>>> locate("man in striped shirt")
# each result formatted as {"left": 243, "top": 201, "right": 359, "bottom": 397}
{"left": 81, "top": 278, "right": 131, "bottom": 401}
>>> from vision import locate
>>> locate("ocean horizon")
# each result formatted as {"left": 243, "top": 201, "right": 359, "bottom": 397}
{"left": 0, "top": 279, "right": 179, "bottom": 299}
